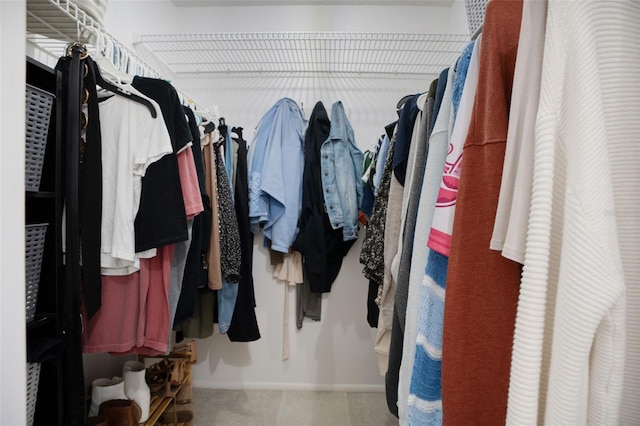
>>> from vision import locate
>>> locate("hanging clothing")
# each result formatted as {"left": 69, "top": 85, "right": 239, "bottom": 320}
{"left": 360, "top": 135, "right": 396, "bottom": 292}
{"left": 430, "top": 68, "right": 450, "bottom": 137}
{"left": 400, "top": 66, "right": 454, "bottom": 426}
{"left": 248, "top": 98, "right": 306, "bottom": 252}
{"left": 180, "top": 287, "right": 215, "bottom": 340}
{"left": 296, "top": 274, "right": 322, "bottom": 329}
{"left": 202, "top": 131, "right": 223, "bottom": 290}
{"left": 173, "top": 106, "right": 210, "bottom": 327}
{"left": 273, "top": 251, "right": 304, "bottom": 360}
{"left": 130, "top": 76, "right": 191, "bottom": 253}
{"left": 399, "top": 66, "right": 452, "bottom": 426}
{"left": 427, "top": 39, "right": 476, "bottom": 257}
{"left": 213, "top": 137, "right": 241, "bottom": 334}
{"left": 293, "top": 102, "right": 355, "bottom": 294}
{"left": 214, "top": 139, "right": 241, "bottom": 286}
{"left": 359, "top": 136, "right": 383, "bottom": 220}
{"left": 406, "top": 39, "right": 478, "bottom": 425}
{"left": 386, "top": 80, "right": 435, "bottom": 418}
{"left": 226, "top": 127, "right": 260, "bottom": 342}
{"left": 98, "top": 86, "right": 172, "bottom": 275}
{"left": 360, "top": 131, "right": 397, "bottom": 375}
{"left": 83, "top": 244, "right": 173, "bottom": 356}
{"left": 85, "top": 133, "right": 203, "bottom": 356}
{"left": 218, "top": 122, "right": 234, "bottom": 195}
{"left": 320, "top": 101, "right": 364, "bottom": 241}
{"left": 373, "top": 134, "right": 391, "bottom": 197}
{"left": 392, "top": 95, "right": 420, "bottom": 186}
{"left": 490, "top": 0, "right": 546, "bottom": 264}
{"left": 376, "top": 128, "right": 414, "bottom": 377}
{"left": 441, "top": 1, "right": 523, "bottom": 424}
{"left": 507, "top": 1, "right": 640, "bottom": 424}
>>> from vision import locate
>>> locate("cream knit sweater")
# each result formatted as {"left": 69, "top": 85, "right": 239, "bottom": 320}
{"left": 507, "top": 1, "right": 640, "bottom": 424}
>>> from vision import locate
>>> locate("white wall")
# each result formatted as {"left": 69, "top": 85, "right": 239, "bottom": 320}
{"left": 194, "top": 235, "right": 383, "bottom": 391}
{"left": 99, "top": 0, "right": 470, "bottom": 391}
{"left": 1, "top": 0, "right": 26, "bottom": 423}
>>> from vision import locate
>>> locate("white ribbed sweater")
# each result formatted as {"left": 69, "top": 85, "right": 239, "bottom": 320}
{"left": 507, "top": 1, "right": 640, "bottom": 424}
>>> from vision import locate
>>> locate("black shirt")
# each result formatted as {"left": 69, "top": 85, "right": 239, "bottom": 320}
{"left": 131, "top": 76, "right": 191, "bottom": 251}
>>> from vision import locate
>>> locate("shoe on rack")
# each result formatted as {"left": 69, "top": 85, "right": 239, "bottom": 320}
{"left": 89, "top": 377, "right": 127, "bottom": 417}
{"left": 86, "top": 415, "right": 108, "bottom": 426}
{"left": 123, "top": 361, "right": 151, "bottom": 422}
{"left": 98, "top": 399, "right": 142, "bottom": 426}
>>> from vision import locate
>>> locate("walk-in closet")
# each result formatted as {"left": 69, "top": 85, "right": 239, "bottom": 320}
{"left": 3, "top": 0, "right": 639, "bottom": 424}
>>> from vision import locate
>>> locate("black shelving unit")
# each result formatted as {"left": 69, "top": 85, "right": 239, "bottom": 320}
{"left": 26, "top": 55, "right": 85, "bottom": 426}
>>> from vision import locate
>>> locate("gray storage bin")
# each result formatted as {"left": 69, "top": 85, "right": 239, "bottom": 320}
{"left": 25, "top": 85, "right": 54, "bottom": 192}
{"left": 25, "top": 224, "right": 48, "bottom": 323}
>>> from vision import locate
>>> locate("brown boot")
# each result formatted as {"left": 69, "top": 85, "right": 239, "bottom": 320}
{"left": 86, "top": 415, "right": 108, "bottom": 426}
{"left": 98, "top": 399, "right": 142, "bottom": 426}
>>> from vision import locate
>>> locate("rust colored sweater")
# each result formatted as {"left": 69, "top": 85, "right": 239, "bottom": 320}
{"left": 441, "top": 0, "right": 523, "bottom": 424}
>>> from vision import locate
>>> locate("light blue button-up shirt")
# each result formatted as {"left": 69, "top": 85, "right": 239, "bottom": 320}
{"left": 248, "top": 98, "right": 306, "bottom": 252}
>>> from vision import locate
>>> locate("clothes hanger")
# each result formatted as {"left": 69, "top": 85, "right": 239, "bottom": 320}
{"left": 194, "top": 108, "right": 210, "bottom": 123}
{"left": 203, "top": 121, "right": 216, "bottom": 134}
{"left": 83, "top": 28, "right": 156, "bottom": 117}
{"left": 384, "top": 121, "right": 397, "bottom": 139}
{"left": 90, "top": 29, "right": 132, "bottom": 85}
{"left": 416, "top": 91, "right": 428, "bottom": 112}
{"left": 90, "top": 58, "right": 157, "bottom": 118}
{"left": 396, "top": 94, "right": 414, "bottom": 111}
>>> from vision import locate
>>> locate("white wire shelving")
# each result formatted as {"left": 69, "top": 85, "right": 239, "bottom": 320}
{"left": 135, "top": 32, "right": 471, "bottom": 79}
{"left": 26, "top": 0, "right": 211, "bottom": 114}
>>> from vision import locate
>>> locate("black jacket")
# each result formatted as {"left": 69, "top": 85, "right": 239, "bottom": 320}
{"left": 293, "top": 102, "right": 355, "bottom": 293}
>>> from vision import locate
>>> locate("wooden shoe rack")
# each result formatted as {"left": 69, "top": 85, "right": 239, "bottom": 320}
{"left": 139, "top": 341, "right": 196, "bottom": 426}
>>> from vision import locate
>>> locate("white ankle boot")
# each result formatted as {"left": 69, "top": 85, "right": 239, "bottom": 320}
{"left": 89, "top": 377, "right": 127, "bottom": 416}
{"left": 123, "top": 361, "right": 151, "bottom": 422}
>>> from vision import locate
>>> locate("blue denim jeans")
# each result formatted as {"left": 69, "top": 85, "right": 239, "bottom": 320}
{"left": 217, "top": 277, "right": 238, "bottom": 334}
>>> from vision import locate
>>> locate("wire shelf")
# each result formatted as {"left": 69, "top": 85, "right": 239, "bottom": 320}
{"left": 136, "top": 32, "right": 470, "bottom": 78}
{"left": 26, "top": 0, "right": 210, "bottom": 114}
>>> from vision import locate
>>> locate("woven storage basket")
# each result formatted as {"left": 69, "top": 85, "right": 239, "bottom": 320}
{"left": 25, "top": 224, "right": 48, "bottom": 323}
{"left": 25, "top": 85, "right": 54, "bottom": 192}
{"left": 465, "top": 0, "right": 488, "bottom": 38}
{"left": 26, "top": 362, "right": 41, "bottom": 426}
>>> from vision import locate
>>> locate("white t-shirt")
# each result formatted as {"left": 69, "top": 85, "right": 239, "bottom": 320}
{"left": 98, "top": 88, "right": 173, "bottom": 275}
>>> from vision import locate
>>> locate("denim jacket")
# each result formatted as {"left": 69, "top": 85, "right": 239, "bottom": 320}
{"left": 320, "top": 101, "right": 364, "bottom": 240}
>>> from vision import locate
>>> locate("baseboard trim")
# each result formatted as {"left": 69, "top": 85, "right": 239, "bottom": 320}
{"left": 192, "top": 380, "right": 385, "bottom": 393}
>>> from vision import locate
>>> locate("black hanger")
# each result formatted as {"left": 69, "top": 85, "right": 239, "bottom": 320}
{"left": 385, "top": 121, "right": 397, "bottom": 139}
{"left": 232, "top": 126, "right": 244, "bottom": 141}
{"left": 396, "top": 94, "right": 414, "bottom": 111}
{"left": 203, "top": 121, "right": 216, "bottom": 134}
{"left": 218, "top": 117, "right": 228, "bottom": 142}
{"left": 89, "top": 58, "right": 157, "bottom": 118}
